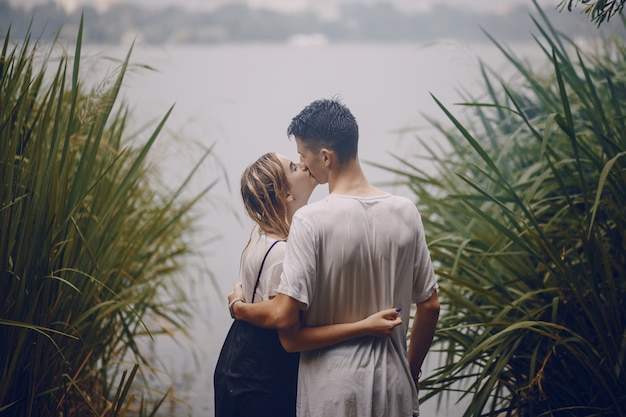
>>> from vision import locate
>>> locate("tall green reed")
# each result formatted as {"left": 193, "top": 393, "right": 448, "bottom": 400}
{"left": 1, "top": 19, "right": 214, "bottom": 415}
{"left": 376, "top": 3, "right": 626, "bottom": 416}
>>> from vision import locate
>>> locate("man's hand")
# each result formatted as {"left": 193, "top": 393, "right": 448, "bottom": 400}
{"left": 361, "top": 308, "right": 403, "bottom": 337}
{"left": 227, "top": 282, "right": 245, "bottom": 319}
{"left": 228, "top": 282, "right": 245, "bottom": 304}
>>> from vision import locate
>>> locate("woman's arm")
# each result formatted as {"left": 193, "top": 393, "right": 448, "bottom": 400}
{"left": 277, "top": 308, "right": 402, "bottom": 353}
{"left": 228, "top": 283, "right": 402, "bottom": 351}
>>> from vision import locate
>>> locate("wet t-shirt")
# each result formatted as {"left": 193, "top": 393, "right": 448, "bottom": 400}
{"left": 240, "top": 231, "right": 286, "bottom": 302}
{"left": 278, "top": 193, "right": 438, "bottom": 417}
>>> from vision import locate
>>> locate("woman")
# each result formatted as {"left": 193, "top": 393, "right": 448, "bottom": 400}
{"left": 214, "top": 153, "right": 401, "bottom": 417}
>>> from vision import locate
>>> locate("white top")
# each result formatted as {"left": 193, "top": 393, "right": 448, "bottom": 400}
{"left": 240, "top": 230, "right": 287, "bottom": 302}
{"left": 278, "top": 193, "right": 438, "bottom": 417}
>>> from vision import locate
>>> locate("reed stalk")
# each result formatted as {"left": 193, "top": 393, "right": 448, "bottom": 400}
{"left": 375, "top": 3, "right": 626, "bottom": 415}
{"left": 1, "top": 18, "right": 213, "bottom": 416}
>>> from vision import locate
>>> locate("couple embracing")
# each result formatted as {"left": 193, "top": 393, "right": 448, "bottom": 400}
{"left": 214, "top": 98, "right": 440, "bottom": 417}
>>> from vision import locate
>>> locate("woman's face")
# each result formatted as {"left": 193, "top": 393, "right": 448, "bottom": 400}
{"left": 276, "top": 153, "right": 318, "bottom": 208}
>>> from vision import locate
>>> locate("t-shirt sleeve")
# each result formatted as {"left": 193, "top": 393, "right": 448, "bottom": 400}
{"left": 412, "top": 209, "right": 438, "bottom": 304}
{"left": 277, "top": 213, "right": 317, "bottom": 309}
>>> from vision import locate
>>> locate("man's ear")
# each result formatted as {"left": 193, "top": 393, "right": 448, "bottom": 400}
{"left": 320, "top": 148, "right": 333, "bottom": 167}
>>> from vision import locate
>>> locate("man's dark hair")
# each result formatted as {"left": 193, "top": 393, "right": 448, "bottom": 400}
{"left": 287, "top": 98, "right": 358, "bottom": 164}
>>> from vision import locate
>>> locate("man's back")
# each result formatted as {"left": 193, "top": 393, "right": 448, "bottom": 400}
{"left": 278, "top": 193, "right": 437, "bottom": 417}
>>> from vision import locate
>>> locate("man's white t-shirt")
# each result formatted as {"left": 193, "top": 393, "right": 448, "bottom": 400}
{"left": 278, "top": 193, "right": 437, "bottom": 417}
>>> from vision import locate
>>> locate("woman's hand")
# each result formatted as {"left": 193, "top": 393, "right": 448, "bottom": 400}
{"left": 361, "top": 308, "right": 402, "bottom": 337}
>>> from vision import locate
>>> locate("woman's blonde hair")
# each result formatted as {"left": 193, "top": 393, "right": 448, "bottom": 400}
{"left": 240, "top": 152, "right": 291, "bottom": 239}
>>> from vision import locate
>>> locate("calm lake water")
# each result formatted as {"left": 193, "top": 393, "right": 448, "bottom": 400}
{"left": 83, "top": 40, "right": 539, "bottom": 416}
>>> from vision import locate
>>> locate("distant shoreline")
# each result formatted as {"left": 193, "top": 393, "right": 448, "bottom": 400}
{"left": 2, "top": 2, "right": 620, "bottom": 47}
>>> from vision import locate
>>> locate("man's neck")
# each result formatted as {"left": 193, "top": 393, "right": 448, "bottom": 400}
{"left": 328, "top": 159, "right": 386, "bottom": 197}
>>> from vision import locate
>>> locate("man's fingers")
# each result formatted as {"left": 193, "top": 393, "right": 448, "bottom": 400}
{"left": 228, "top": 282, "right": 245, "bottom": 303}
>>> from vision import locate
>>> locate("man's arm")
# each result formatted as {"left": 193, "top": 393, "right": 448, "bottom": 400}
{"left": 278, "top": 308, "right": 402, "bottom": 353}
{"left": 408, "top": 290, "right": 440, "bottom": 392}
{"left": 229, "top": 284, "right": 301, "bottom": 330}
{"left": 228, "top": 283, "right": 403, "bottom": 350}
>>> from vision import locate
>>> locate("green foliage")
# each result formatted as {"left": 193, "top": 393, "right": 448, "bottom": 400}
{"left": 0, "top": 18, "right": 213, "bottom": 416}
{"left": 558, "top": 0, "right": 625, "bottom": 26}
{"left": 377, "top": 4, "right": 626, "bottom": 417}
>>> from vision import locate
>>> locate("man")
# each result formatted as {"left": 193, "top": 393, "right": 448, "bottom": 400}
{"left": 229, "top": 98, "right": 439, "bottom": 416}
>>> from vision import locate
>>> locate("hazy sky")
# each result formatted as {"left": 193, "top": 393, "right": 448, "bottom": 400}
{"left": 11, "top": 0, "right": 558, "bottom": 15}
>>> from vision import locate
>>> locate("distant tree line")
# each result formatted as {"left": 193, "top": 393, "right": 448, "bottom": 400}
{"left": 1, "top": 0, "right": 624, "bottom": 45}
